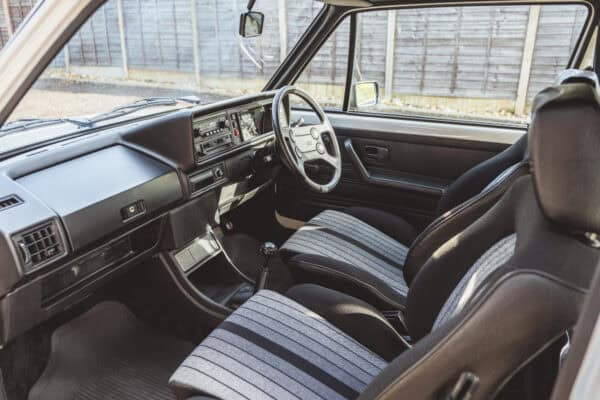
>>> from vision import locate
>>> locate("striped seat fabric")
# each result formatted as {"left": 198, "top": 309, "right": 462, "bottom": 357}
{"left": 281, "top": 210, "right": 410, "bottom": 298}
{"left": 434, "top": 234, "right": 517, "bottom": 328}
{"left": 169, "top": 290, "right": 387, "bottom": 400}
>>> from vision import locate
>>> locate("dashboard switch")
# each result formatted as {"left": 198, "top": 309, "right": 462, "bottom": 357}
{"left": 121, "top": 200, "right": 145, "bottom": 220}
{"left": 214, "top": 167, "right": 224, "bottom": 179}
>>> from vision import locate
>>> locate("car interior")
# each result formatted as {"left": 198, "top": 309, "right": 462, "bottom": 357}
{"left": 0, "top": 0, "right": 599, "bottom": 399}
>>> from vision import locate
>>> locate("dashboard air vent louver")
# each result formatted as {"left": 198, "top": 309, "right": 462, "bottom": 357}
{"left": 14, "top": 221, "right": 65, "bottom": 273}
{"left": 0, "top": 195, "right": 22, "bottom": 211}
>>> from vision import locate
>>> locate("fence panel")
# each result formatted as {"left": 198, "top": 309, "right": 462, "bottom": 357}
{"left": 0, "top": 1, "right": 592, "bottom": 105}
{"left": 527, "top": 5, "right": 588, "bottom": 98}
{"left": 68, "top": 0, "right": 122, "bottom": 67}
{"left": 123, "top": 0, "right": 194, "bottom": 71}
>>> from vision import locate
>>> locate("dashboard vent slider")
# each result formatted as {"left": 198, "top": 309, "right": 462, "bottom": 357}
{"left": 0, "top": 195, "right": 22, "bottom": 211}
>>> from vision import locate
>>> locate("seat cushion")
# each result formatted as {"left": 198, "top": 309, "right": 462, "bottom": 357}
{"left": 281, "top": 210, "right": 411, "bottom": 309}
{"left": 170, "top": 290, "right": 387, "bottom": 400}
{"left": 342, "top": 206, "right": 419, "bottom": 246}
{"left": 286, "top": 284, "right": 408, "bottom": 360}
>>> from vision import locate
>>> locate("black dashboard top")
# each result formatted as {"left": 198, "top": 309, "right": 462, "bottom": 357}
{"left": 17, "top": 145, "right": 183, "bottom": 251}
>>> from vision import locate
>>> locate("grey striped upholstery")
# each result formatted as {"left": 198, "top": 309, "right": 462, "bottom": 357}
{"left": 170, "top": 290, "right": 387, "bottom": 400}
{"left": 281, "top": 210, "right": 409, "bottom": 297}
{"left": 433, "top": 234, "right": 517, "bottom": 329}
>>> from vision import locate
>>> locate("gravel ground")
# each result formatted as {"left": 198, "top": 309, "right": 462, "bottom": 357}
{"left": 10, "top": 89, "right": 142, "bottom": 120}
{"left": 8, "top": 77, "right": 528, "bottom": 125}
{"left": 9, "top": 78, "right": 234, "bottom": 121}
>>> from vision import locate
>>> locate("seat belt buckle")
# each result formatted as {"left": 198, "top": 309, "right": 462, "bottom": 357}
{"left": 382, "top": 309, "right": 409, "bottom": 334}
{"left": 445, "top": 371, "right": 480, "bottom": 400}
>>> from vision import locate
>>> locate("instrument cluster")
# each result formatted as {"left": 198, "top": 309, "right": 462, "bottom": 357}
{"left": 192, "top": 102, "right": 272, "bottom": 162}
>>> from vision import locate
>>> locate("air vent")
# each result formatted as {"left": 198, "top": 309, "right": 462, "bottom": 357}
{"left": 0, "top": 195, "right": 22, "bottom": 211}
{"left": 13, "top": 221, "right": 65, "bottom": 274}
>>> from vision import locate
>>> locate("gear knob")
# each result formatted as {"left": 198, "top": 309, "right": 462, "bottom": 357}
{"left": 260, "top": 242, "right": 278, "bottom": 257}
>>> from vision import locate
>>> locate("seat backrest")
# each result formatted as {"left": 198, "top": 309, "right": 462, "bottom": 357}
{"left": 435, "top": 68, "right": 598, "bottom": 216}
{"left": 436, "top": 134, "right": 528, "bottom": 214}
{"left": 402, "top": 69, "right": 597, "bottom": 285}
{"left": 403, "top": 159, "right": 529, "bottom": 284}
{"left": 359, "top": 75, "right": 600, "bottom": 400}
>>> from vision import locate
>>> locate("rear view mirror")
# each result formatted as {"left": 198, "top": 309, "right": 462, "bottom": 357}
{"left": 239, "top": 11, "right": 265, "bottom": 38}
{"left": 350, "top": 81, "right": 380, "bottom": 109}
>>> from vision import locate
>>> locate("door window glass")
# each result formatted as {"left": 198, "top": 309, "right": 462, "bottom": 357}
{"left": 349, "top": 4, "right": 589, "bottom": 124}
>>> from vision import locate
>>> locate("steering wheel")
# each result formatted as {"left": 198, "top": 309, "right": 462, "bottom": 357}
{"left": 272, "top": 86, "right": 342, "bottom": 193}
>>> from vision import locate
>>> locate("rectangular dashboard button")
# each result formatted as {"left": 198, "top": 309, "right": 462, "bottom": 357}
{"left": 175, "top": 249, "right": 196, "bottom": 273}
{"left": 121, "top": 200, "right": 145, "bottom": 220}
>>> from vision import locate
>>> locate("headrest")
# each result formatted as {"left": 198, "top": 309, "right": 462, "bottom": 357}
{"left": 555, "top": 69, "right": 600, "bottom": 89}
{"left": 529, "top": 75, "right": 600, "bottom": 233}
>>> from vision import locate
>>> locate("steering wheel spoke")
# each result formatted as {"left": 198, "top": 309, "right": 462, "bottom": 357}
{"left": 319, "top": 152, "right": 339, "bottom": 168}
{"left": 272, "top": 86, "right": 342, "bottom": 193}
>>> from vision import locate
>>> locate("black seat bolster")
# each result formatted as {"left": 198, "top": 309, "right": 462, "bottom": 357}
{"left": 403, "top": 161, "right": 529, "bottom": 285}
{"left": 286, "top": 284, "right": 408, "bottom": 361}
{"left": 358, "top": 272, "right": 586, "bottom": 400}
{"left": 286, "top": 253, "right": 407, "bottom": 310}
{"left": 343, "top": 206, "right": 419, "bottom": 246}
{"left": 436, "top": 133, "right": 528, "bottom": 213}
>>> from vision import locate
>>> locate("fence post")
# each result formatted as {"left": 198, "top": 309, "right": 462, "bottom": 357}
{"left": 190, "top": 0, "right": 201, "bottom": 84}
{"left": 278, "top": 0, "right": 287, "bottom": 62}
{"left": 384, "top": 10, "right": 397, "bottom": 102}
{"left": 515, "top": 5, "right": 541, "bottom": 116}
{"left": 2, "top": 0, "right": 13, "bottom": 36}
{"left": 64, "top": 46, "right": 70, "bottom": 73}
{"left": 116, "top": 0, "right": 129, "bottom": 78}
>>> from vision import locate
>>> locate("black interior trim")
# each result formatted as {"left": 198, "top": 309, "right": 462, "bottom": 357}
{"left": 550, "top": 266, "right": 600, "bottom": 399}
{"left": 344, "top": 138, "right": 445, "bottom": 195}
{"left": 343, "top": 14, "right": 357, "bottom": 112}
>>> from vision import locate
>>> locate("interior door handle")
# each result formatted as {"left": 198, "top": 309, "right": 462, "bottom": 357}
{"left": 364, "top": 145, "right": 389, "bottom": 161}
{"left": 344, "top": 138, "right": 444, "bottom": 196}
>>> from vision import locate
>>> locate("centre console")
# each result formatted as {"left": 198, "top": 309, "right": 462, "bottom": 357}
{"left": 193, "top": 113, "right": 241, "bottom": 160}
{"left": 160, "top": 95, "right": 280, "bottom": 321}
{"left": 159, "top": 196, "right": 257, "bottom": 321}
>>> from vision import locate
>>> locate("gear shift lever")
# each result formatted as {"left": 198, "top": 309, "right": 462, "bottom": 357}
{"left": 256, "top": 242, "right": 278, "bottom": 293}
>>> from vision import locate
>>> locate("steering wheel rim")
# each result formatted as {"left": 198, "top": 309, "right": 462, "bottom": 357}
{"left": 272, "top": 86, "right": 342, "bottom": 193}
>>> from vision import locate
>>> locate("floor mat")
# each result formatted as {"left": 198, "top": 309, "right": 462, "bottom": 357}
{"left": 29, "top": 302, "right": 194, "bottom": 400}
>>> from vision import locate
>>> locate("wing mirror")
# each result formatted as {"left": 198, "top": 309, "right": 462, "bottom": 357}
{"left": 239, "top": 11, "right": 265, "bottom": 38}
{"left": 350, "top": 81, "right": 380, "bottom": 109}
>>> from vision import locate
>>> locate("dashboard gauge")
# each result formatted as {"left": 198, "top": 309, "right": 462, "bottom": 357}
{"left": 239, "top": 112, "right": 258, "bottom": 141}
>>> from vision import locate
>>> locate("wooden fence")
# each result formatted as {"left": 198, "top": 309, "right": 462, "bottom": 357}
{"left": 0, "top": 0, "right": 589, "bottom": 111}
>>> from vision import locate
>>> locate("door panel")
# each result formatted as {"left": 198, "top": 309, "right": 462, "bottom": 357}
{"left": 276, "top": 110, "right": 525, "bottom": 230}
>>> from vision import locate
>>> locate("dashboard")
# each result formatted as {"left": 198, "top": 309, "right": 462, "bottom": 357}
{"left": 0, "top": 91, "right": 282, "bottom": 345}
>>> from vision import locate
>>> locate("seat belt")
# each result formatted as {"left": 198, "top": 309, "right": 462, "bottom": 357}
{"left": 0, "top": 369, "right": 8, "bottom": 400}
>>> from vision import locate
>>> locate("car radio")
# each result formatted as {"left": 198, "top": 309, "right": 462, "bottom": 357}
{"left": 193, "top": 112, "right": 242, "bottom": 161}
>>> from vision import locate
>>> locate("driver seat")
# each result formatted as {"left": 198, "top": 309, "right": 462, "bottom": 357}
{"left": 280, "top": 133, "right": 528, "bottom": 310}
{"left": 280, "top": 70, "right": 596, "bottom": 311}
